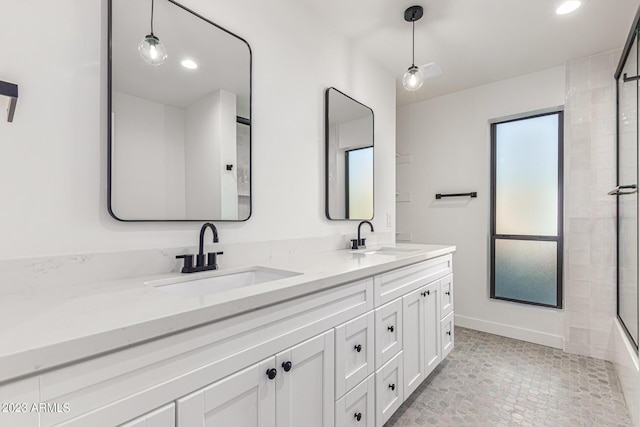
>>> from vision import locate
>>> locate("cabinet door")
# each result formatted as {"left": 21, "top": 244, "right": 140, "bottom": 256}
{"left": 335, "top": 312, "right": 375, "bottom": 398}
{"left": 375, "top": 352, "right": 403, "bottom": 427}
{"left": 423, "top": 280, "right": 442, "bottom": 377}
{"left": 374, "top": 298, "right": 402, "bottom": 369}
{"left": 276, "top": 331, "right": 335, "bottom": 427}
{"left": 120, "top": 404, "right": 175, "bottom": 427}
{"left": 335, "top": 375, "right": 375, "bottom": 427}
{"left": 402, "top": 287, "right": 425, "bottom": 398}
{"left": 441, "top": 311, "right": 455, "bottom": 360}
{"left": 440, "top": 274, "right": 454, "bottom": 319}
{"left": 176, "top": 357, "right": 275, "bottom": 427}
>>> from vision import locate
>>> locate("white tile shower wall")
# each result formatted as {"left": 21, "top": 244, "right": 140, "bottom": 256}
{"left": 563, "top": 50, "right": 619, "bottom": 360}
{"left": 0, "top": 0, "right": 396, "bottom": 260}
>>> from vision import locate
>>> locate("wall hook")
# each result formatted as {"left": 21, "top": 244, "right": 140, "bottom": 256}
{"left": 0, "top": 81, "right": 18, "bottom": 123}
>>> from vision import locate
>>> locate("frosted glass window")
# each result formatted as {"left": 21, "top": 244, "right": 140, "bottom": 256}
{"left": 490, "top": 110, "right": 562, "bottom": 308}
{"left": 347, "top": 147, "right": 374, "bottom": 219}
{"left": 495, "top": 115, "right": 559, "bottom": 236}
{"left": 494, "top": 239, "right": 558, "bottom": 306}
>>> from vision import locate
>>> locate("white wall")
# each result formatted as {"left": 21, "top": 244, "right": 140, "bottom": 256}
{"left": 112, "top": 91, "right": 186, "bottom": 219}
{"left": 397, "top": 66, "right": 566, "bottom": 348}
{"left": 0, "top": 0, "right": 396, "bottom": 259}
{"left": 184, "top": 90, "right": 237, "bottom": 219}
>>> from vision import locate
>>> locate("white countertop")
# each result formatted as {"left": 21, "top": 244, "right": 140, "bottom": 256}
{"left": 0, "top": 243, "right": 454, "bottom": 384}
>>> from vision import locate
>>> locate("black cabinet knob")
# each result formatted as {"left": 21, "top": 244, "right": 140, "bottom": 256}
{"left": 354, "top": 412, "right": 362, "bottom": 422}
{"left": 421, "top": 290, "right": 430, "bottom": 297}
{"left": 388, "top": 325, "right": 394, "bottom": 332}
{"left": 266, "top": 368, "right": 277, "bottom": 380}
{"left": 446, "top": 331, "right": 451, "bottom": 336}
{"left": 389, "top": 383, "right": 395, "bottom": 391}
{"left": 354, "top": 344, "right": 362, "bottom": 353}
{"left": 445, "top": 291, "right": 451, "bottom": 296}
{"left": 282, "top": 361, "right": 292, "bottom": 372}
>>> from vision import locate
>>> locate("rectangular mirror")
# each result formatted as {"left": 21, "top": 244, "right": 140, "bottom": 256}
{"left": 108, "top": 0, "right": 251, "bottom": 221}
{"left": 325, "top": 88, "right": 374, "bottom": 220}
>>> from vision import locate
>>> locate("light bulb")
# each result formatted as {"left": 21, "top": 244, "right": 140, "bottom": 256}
{"left": 556, "top": 1, "right": 581, "bottom": 15}
{"left": 138, "top": 34, "right": 167, "bottom": 66}
{"left": 402, "top": 66, "right": 424, "bottom": 91}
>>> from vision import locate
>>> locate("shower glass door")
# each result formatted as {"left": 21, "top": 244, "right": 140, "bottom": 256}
{"left": 616, "top": 32, "right": 639, "bottom": 348}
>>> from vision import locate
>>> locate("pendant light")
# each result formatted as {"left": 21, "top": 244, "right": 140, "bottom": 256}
{"left": 402, "top": 5, "right": 424, "bottom": 92}
{"left": 138, "top": 0, "right": 167, "bottom": 66}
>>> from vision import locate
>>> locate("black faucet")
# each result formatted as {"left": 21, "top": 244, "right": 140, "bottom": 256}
{"left": 351, "top": 220, "right": 374, "bottom": 250}
{"left": 176, "top": 222, "right": 224, "bottom": 273}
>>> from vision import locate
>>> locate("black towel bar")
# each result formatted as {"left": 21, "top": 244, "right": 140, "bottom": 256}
{"left": 436, "top": 192, "right": 477, "bottom": 200}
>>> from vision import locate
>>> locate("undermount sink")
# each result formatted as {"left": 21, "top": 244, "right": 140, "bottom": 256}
{"left": 148, "top": 266, "right": 302, "bottom": 297}
{"left": 361, "top": 247, "right": 421, "bottom": 256}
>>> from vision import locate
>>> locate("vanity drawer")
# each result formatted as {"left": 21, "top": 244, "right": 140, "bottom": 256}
{"left": 335, "top": 312, "right": 375, "bottom": 398}
{"left": 440, "top": 274, "right": 453, "bottom": 319}
{"left": 335, "top": 375, "right": 375, "bottom": 427}
{"left": 374, "top": 298, "right": 402, "bottom": 369}
{"left": 374, "top": 255, "right": 452, "bottom": 306}
{"left": 441, "top": 312, "right": 454, "bottom": 360}
{"left": 375, "top": 351, "right": 404, "bottom": 427}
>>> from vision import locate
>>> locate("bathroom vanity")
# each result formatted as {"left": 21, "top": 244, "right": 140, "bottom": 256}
{"left": 0, "top": 244, "right": 454, "bottom": 427}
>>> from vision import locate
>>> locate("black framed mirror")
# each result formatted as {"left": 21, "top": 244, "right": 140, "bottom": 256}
{"left": 325, "top": 88, "right": 374, "bottom": 220}
{"left": 108, "top": 0, "right": 251, "bottom": 221}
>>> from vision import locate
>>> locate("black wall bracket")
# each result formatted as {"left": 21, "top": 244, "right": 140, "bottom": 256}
{"left": 0, "top": 80, "right": 18, "bottom": 123}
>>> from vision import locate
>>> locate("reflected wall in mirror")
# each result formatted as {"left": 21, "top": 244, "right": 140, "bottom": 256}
{"left": 108, "top": 0, "right": 251, "bottom": 221}
{"left": 325, "top": 88, "right": 374, "bottom": 220}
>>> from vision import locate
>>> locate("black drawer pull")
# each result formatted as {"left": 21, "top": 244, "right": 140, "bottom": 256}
{"left": 446, "top": 331, "right": 451, "bottom": 336}
{"left": 281, "top": 361, "right": 292, "bottom": 372}
{"left": 354, "top": 344, "right": 362, "bottom": 353}
{"left": 445, "top": 291, "right": 451, "bottom": 296}
{"left": 389, "top": 383, "right": 395, "bottom": 391}
{"left": 421, "top": 290, "right": 430, "bottom": 297}
{"left": 354, "top": 412, "right": 362, "bottom": 422}
{"left": 388, "top": 325, "right": 394, "bottom": 332}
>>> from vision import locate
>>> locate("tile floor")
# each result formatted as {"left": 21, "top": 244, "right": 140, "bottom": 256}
{"left": 386, "top": 327, "right": 631, "bottom": 427}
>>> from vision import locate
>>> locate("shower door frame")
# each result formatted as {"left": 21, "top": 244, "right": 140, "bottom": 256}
{"left": 614, "top": 8, "right": 640, "bottom": 351}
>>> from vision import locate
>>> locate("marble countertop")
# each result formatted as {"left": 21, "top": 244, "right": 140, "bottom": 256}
{"left": 0, "top": 243, "right": 455, "bottom": 384}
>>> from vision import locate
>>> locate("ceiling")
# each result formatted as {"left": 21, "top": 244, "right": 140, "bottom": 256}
{"left": 298, "top": 0, "right": 639, "bottom": 106}
{"left": 112, "top": 0, "right": 250, "bottom": 112}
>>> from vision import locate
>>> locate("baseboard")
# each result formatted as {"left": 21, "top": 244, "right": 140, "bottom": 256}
{"left": 613, "top": 319, "right": 639, "bottom": 427}
{"left": 455, "top": 314, "right": 564, "bottom": 349}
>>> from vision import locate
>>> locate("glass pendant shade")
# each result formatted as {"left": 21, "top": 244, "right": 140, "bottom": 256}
{"left": 402, "top": 65, "right": 424, "bottom": 91}
{"left": 138, "top": 34, "right": 167, "bottom": 66}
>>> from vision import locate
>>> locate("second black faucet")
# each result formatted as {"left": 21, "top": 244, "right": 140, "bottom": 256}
{"left": 351, "top": 220, "right": 374, "bottom": 250}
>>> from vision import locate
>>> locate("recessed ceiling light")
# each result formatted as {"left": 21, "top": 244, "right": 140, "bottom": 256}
{"left": 181, "top": 59, "right": 198, "bottom": 69}
{"left": 556, "top": 0, "right": 581, "bottom": 15}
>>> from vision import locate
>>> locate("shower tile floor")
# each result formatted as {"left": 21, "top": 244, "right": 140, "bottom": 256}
{"left": 386, "top": 327, "right": 631, "bottom": 427}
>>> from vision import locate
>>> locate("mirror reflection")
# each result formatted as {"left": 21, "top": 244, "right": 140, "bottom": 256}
{"left": 109, "top": 0, "right": 251, "bottom": 221}
{"left": 325, "top": 88, "right": 374, "bottom": 220}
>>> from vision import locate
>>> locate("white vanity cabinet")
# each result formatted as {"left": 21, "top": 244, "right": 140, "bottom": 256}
{"left": 402, "top": 277, "right": 448, "bottom": 399}
{"left": 275, "top": 331, "right": 335, "bottom": 427}
{"left": 334, "top": 312, "right": 375, "bottom": 398}
{"left": 121, "top": 404, "right": 175, "bottom": 427}
{"left": 177, "top": 331, "right": 334, "bottom": 427}
{"left": 335, "top": 375, "right": 375, "bottom": 427}
{"left": 176, "top": 358, "right": 275, "bottom": 427}
{"left": 0, "top": 251, "right": 454, "bottom": 427}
